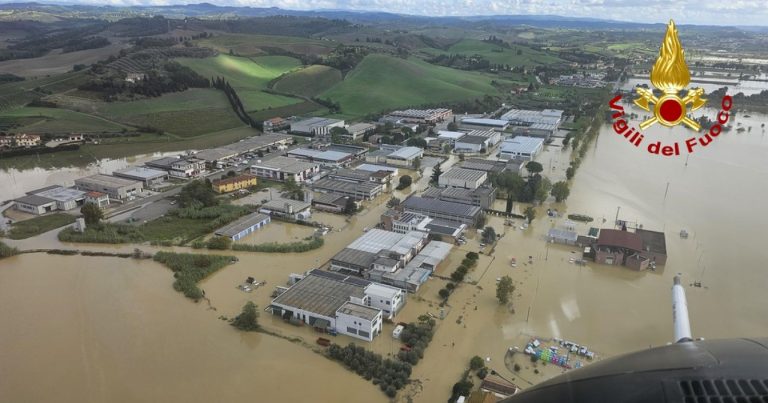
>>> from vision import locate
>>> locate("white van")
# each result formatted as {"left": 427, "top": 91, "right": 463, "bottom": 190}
{"left": 392, "top": 325, "right": 404, "bottom": 339}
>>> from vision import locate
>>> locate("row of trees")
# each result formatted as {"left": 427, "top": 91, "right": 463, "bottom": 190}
{"left": 397, "top": 315, "right": 437, "bottom": 365}
{"left": 438, "top": 252, "right": 480, "bottom": 301}
{"left": 212, "top": 76, "right": 259, "bottom": 127}
{"left": 328, "top": 342, "right": 412, "bottom": 397}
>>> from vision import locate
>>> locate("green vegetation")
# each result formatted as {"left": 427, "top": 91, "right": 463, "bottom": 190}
{"left": 525, "top": 161, "right": 544, "bottom": 175}
{"left": 231, "top": 236, "right": 323, "bottom": 253}
{"left": 496, "top": 275, "right": 515, "bottom": 304}
{"left": 153, "top": 251, "right": 235, "bottom": 300}
{"left": 196, "top": 33, "right": 335, "bottom": 58}
{"left": 8, "top": 213, "right": 76, "bottom": 240}
{"left": 231, "top": 301, "right": 260, "bottom": 331}
{"left": 80, "top": 203, "right": 102, "bottom": 225}
{"left": 272, "top": 65, "right": 342, "bottom": 97}
{"left": 435, "top": 38, "right": 564, "bottom": 66}
{"left": 0, "top": 70, "right": 88, "bottom": 111}
{"left": 178, "top": 179, "right": 218, "bottom": 208}
{"left": 524, "top": 206, "right": 536, "bottom": 223}
{"left": 328, "top": 342, "right": 412, "bottom": 398}
{"left": 431, "top": 163, "right": 443, "bottom": 184}
{"left": 321, "top": 54, "right": 502, "bottom": 118}
{"left": 176, "top": 54, "right": 302, "bottom": 112}
{"left": 0, "top": 107, "right": 128, "bottom": 133}
{"left": 440, "top": 252, "right": 479, "bottom": 301}
{"left": 567, "top": 214, "right": 594, "bottom": 223}
{"left": 206, "top": 236, "right": 232, "bottom": 250}
{"left": 469, "top": 356, "right": 485, "bottom": 371}
{"left": 0, "top": 241, "right": 19, "bottom": 259}
{"left": 551, "top": 181, "right": 570, "bottom": 202}
{"left": 481, "top": 226, "right": 497, "bottom": 244}
{"left": 396, "top": 175, "right": 413, "bottom": 190}
{"left": 397, "top": 315, "right": 437, "bottom": 366}
{"left": 59, "top": 204, "right": 251, "bottom": 245}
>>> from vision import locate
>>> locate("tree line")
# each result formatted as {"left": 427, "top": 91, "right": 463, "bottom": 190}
{"left": 212, "top": 76, "right": 259, "bottom": 128}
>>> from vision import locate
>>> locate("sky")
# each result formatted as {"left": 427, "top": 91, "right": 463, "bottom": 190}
{"left": 8, "top": 0, "right": 768, "bottom": 26}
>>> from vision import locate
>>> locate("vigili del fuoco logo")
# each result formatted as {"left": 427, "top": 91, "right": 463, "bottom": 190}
{"left": 608, "top": 20, "right": 733, "bottom": 156}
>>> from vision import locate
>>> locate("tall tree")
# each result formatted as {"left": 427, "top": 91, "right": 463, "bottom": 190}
{"left": 551, "top": 181, "right": 571, "bottom": 202}
{"left": 525, "top": 161, "right": 544, "bottom": 176}
{"left": 535, "top": 177, "right": 553, "bottom": 203}
{"left": 524, "top": 206, "right": 536, "bottom": 223}
{"left": 431, "top": 164, "right": 443, "bottom": 184}
{"left": 344, "top": 197, "right": 357, "bottom": 215}
{"left": 231, "top": 301, "right": 260, "bottom": 331}
{"left": 282, "top": 178, "right": 304, "bottom": 200}
{"left": 80, "top": 203, "right": 103, "bottom": 225}
{"left": 482, "top": 226, "right": 497, "bottom": 244}
{"left": 496, "top": 275, "right": 515, "bottom": 304}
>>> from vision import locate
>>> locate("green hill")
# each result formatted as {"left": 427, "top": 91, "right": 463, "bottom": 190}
{"left": 272, "top": 65, "right": 342, "bottom": 98}
{"left": 320, "top": 54, "right": 502, "bottom": 117}
{"left": 429, "top": 39, "right": 565, "bottom": 67}
{"left": 176, "top": 54, "right": 302, "bottom": 112}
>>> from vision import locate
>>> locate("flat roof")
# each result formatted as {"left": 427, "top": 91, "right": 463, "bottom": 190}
{"left": 456, "top": 135, "right": 488, "bottom": 145}
{"left": 365, "top": 283, "right": 402, "bottom": 299}
{"left": 215, "top": 212, "right": 270, "bottom": 238}
{"left": 312, "top": 192, "right": 348, "bottom": 205}
{"left": 402, "top": 196, "right": 482, "bottom": 218}
{"left": 15, "top": 194, "right": 55, "bottom": 206}
{"left": 271, "top": 271, "right": 367, "bottom": 318}
{"left": 261, "top": 198, "right": 311, "bottom": 213}
{"left": 467, "top": 130, "right": 498, "bottom": 138}
{"left": 386, "top": 146, "right": 422, "bottom": 160}
{"left": 76, "top": 174, "right": 141, "bottom": 189}
{"left": 313, "top": 178, "right": 381, "bottom": 194}
{"left": 501, "top": 109, "right": 563, "bottom": 125}
{"left": 329, "top": 168, "right": 372, "bottom": 182}
{"left": 293, "top": 117, "right": 343, "bottom": 127}
{"left": 145, "top": 156, "right": 182, "bottom": 169}
{"left": 347, "top": 229, "right": 426, "bottom": 255}
{"left": 114, "top": 167, "right": 168, "bottom": 180}
{"left": 32, "top": 186, "right": 86, "bottom": 202}
{"left": 636, "top": 228, "right": 667, "bottom": 255}
{"left": 500, "top": 136, "right": 544, "bottom": 154}
{"left": 337, "top": 301, "right": 380, "bottom": 321}
{"left": 252, "top": 156, "right": 318, "bottom": 174}
{"left": 424, "top": 220, "right": 466, "bottom": 237}
{"left": 460, "top": 159, "right": 508, "bottom": 173}
{"left": 346, "top": 123, "right": 376, "bottom": 132}
{"left": 405, "top": 241, "right": 453, "bottom": 270}
{"left": 548, "top": 228, "right": 578, "bottom": 241}
{"left": 597, "top": 229, "right": 643, "bottom": 251}
{"left": 194, "top": 148, "right": 239, "bottom": 162}
{"left": 332, "top": 248, "right": 379, "bottom": 268}
{"left": 219, "top": 134, "right": 293, "bottom": 153}
{"left": 529, "top": 123, "right": 558, "bottom": 131}
{"left": 440, "top": 167, "right": 487, "bottom": 182}
{"left": 460, "top": 118, "right": 509, "bottom": 127}
{"left": 288, "top": 148, "right": 351, "bottom": 162}
{"left": 437, "top": 130, "right": 466, "bottom": 140}
{"left": 355, "top": 164, "right": 399, "bottom": 174}
{"left": 327, "top": 144, "right": 368, "bottom": 155}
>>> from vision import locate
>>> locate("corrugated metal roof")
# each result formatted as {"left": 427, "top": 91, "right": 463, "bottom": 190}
{"left": 402, "top": 196, "right": 481, "bottom": 218}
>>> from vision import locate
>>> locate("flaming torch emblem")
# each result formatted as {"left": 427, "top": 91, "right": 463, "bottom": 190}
{"left": 635, "top": 20, "right": 706, "bottom": 130}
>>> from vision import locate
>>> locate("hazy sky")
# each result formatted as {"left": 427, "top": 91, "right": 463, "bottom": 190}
{"left": 18, "top": 0, "right": 768, "bottom": 26}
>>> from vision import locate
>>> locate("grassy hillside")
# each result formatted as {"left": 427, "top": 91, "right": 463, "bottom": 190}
{"left": 196, "top": 33, "right": 335, "bottom": 57}
{"left": 0, "top": 107, "right": 128, "bottom": 133}
{"left": 272, "top": 65, "right": 342, "bottom": 97}
{"left": 429, "top": 39, "right": 565, "bottom": 66}
{"left": 0, "top": 71, "right": 88, "bottom": 111}
{"left": 320, "top": 54, "right": 502, "bottom": 117}
{"left": 176, "top": 54, "right": 302, "bottom": 112}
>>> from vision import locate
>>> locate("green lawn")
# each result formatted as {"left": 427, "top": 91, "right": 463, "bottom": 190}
{"left": 176, "top": 55, "right": 303, "bottom": 112}
{"left": 0, "top": 107, "right": 128, "bottom": 133}
{"left": 272, "top": 65, "right": 342, "bottom": 97}
{"left": 196, "top": 33, "right": 335, "bottom": 57}
{"left": 0, "top": 71, "right": 89, "bottom": 111}
{"left": 8, "top": 213, "right": 76, "bottom": 240}
{"left": 424, "top": 39, "right": 565, "bottom": 67}
{"left": 321, "top": 54, "right": 503, "bottom": 117}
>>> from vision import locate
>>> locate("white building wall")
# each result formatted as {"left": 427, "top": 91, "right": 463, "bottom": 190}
{"left": 365, "top": 285, "right": 405, "bottom": 320}
{"left": 335, "top": 308, "right": 382, "bottom": 342}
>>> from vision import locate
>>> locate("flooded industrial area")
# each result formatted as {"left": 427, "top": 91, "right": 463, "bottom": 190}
{"left": 2, "top": 109, "right": 767, "bottom": 402}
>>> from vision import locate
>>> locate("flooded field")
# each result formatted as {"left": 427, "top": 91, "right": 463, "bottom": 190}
{"left": 622, "top": 76, "right": 768, "bottom": 96}
{"left": 0, "top": 151, "right": 180, "bottom": 200}
{"left": 1, "top": 109, "right": 767, "bottom": 402}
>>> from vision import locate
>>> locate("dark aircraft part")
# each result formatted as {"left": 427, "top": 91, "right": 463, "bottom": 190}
{"left": 502, "top": 337, "right": 768, "bottom": 403}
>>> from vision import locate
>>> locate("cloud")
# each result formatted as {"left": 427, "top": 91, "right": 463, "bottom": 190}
{"left": 23, "top": 0, "right": 768, "bottom": 26}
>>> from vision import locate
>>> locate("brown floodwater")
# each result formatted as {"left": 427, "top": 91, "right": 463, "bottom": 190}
{"left": 1, "top": 107, "right": 767, "bottom": 402}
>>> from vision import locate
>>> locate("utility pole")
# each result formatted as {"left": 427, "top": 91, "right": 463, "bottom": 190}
{"left": 615, "top": 206, "right": 621, "bottom": 227}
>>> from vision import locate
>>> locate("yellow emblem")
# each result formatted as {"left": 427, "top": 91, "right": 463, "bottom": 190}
{"left": 634, "top": 20, "right": 706, "bottom": 131}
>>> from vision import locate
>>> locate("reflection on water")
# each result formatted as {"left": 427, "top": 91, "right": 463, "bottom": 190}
{"left": 0, "top": 152, "right": 179, "bottom": 200}
{"left": 622, "top": 76, "right": 768, "bottom": 95}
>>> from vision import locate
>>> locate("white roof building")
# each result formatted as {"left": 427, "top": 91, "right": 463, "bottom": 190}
{"left": 498, "top": 136, "right": 544, "bottom": 161}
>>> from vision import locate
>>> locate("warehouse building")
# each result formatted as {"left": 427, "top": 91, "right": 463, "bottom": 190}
{"left": 287, "top": 148, "right": 354, "bottom": 166}
{"left": 498, "top": 136, "right": 544, "bottom": 161}
{"left": 369, "top": 240, "right": 453, "bottom": 293}
{"left": 211, "top": 174, "right": 258, "bottom": 194}
{"left": 259, "top": 198, "right": 312, "bottom": 220}
{"left": 85, "top": 191, "right": 109, "bottom": 208}
{"left": 384, "top": 146, "right": 423, "bottom": 168}
{"left": 385, "top": 108, "right": 452, "bottom": 124}
{"left": 345, "top": 123, "right": 376, "bottom": 141}
{"left": 14, "top": 194, "right": 57, "bottom": 215}
{"left": 512, "top": 122, "right": 558, "bottom": 140}
{"left": 355, "top": 163, "right": 399, "bottom": 176}
{"left": 422, "top": 186, "right": 497, "bottom": 209}
{"left": 459, "top": 118, "right": 510, "bottom": 131}
{"left": 454, "top": 135, "right": 491, "bottom": 153}
{"left": 290, "top": 117, "right": 345, "bottom": 136}
{"left": 459, "top": 158, "right": 509, "bottom": 175}
{"left": 501, "top": 109, "right": 563, "bottom": 127}
{"left": 438, "top": 167, "right": 488, "bottom": 189}
{"left": 312, "top": 177, "right": 383, "bottom": 201}
{"left": 328, "top": 168, "right": 393, "bottom": 189}
{"left": 330, "top": 229, "right": 428, "bottom": 275}
{"left": 146, "top": 156, "right": 206, "bottom": 178}
{"left": 380, "top": 210, "right": 467, "bottom": 240}
{"left": 214, "top": 212, "right": 271, "bottom": 241}
{"left": 547, "top": 228, "right": 578, "bottom": 245}
{"left": 402, "top": 196, "right": 483, "bottom": 227}
{"left": 268, "top": 270, "right": 383, "bottom": 341}
{"left": 326, "top": 144, "right": 368, "bottom": 160}
{"left": 26, "top": 185, "right": 86, "bottom": 212}
{"left": 465, "top": 129, "right": 501, "bottom": 146}
{"left": 311, "top": 193, "right": 353, "bottom": 214}
{"left": 437, "top": 130, "right": 466, "bottom": 144}
{"left": 250, "top": 156, "right": 320, "bottom": 183}
{"left": 75, "top": 174, "right": 143, "bottom": 200}
{"left": 113, "top": 167, "right": 169, "bottom": 187}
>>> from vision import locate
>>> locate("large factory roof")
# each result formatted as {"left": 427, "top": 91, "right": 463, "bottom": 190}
{"left": 347, "top": 229, "right": 426, "bottom": 255}
{"left": 271, "top": 271, "right": 367, "bottom": 318}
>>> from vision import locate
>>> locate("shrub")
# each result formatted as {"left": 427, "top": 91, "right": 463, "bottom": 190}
{"left": 0, "top": 241, "right": 18, "bottom": 259}
{"left": 206, "top": 236, "right": 232, "bottom": 250}
{"left": 438, "top": 288, "right": 450, "bottom": 299}
{"left": 232, "top": 237, "right": 323, "bottom": 253}
{"left": 231, "top": 301, "right": 259, "bottom": 331}
{"left": 470, "top": 356, "right": 485, "bottom": 371}
{"left": 153, "top": 251, "right": 234, "bottom": 300}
